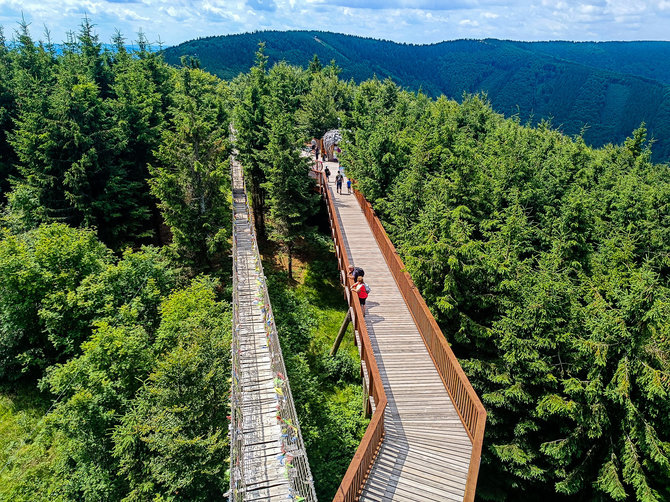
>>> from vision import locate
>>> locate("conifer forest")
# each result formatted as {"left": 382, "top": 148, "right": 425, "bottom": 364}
{"left": 0, "top": 21, "right": 669, "bottom": 502}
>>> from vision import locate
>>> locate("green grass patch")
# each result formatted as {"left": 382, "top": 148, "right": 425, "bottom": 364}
{"left": 0, "top": 386, "right": 61, "bottom": 502}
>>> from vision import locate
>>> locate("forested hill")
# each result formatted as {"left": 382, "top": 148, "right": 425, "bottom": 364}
{"left": 163, "top": 31, "right": 670, "bottom": 162}
{"left": 510, "top": 41, "right": 670, "bottom": 85}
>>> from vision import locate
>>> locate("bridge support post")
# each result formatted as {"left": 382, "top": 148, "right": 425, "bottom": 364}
{"left": 330, "top": 308, "right": 352, "bottom": 357}
{"left": 364, "top": 389, "right": 371, "bottom": 418}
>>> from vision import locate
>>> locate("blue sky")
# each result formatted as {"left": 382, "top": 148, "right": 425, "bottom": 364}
{"left": 2, "top": 0, "right": 670, "bottom": 47}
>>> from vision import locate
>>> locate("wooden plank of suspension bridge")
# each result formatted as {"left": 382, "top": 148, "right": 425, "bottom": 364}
{"left": 322, "top": 159, "right": 474, "bottom": 501}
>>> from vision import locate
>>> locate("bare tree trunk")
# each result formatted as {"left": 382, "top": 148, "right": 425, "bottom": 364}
{"left": 251, "top": 179, "right": 266, "bottom": 239}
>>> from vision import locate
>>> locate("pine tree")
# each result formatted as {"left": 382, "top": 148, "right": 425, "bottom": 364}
{"left": 234, "top": 44, "right": 269, "bottom": 238}
{"left": 149, "top": 67, "right": 231, "bottom": 272}
{"left": 261, "top": 110, "right": 318, "bottom": 279}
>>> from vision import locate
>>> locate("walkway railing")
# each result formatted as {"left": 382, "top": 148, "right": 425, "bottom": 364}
{"left": 352, "top": 185, "right": 487, "bottom": 502}
{"left": 311, "top": 169, "right": 388, "bottom": 502}
{"left": 230, "top": 161, "right": 317, "bottom": 501}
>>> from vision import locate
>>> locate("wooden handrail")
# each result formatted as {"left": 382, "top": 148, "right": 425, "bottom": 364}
{"left": 312, "top": 169, "right": 388, "bottom": 502}
{"left": 351, "top": 184, "right": 487, "bottom": 502}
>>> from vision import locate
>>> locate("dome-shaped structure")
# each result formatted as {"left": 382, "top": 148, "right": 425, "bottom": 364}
{"left": 322, "top": 129, "right": 342, "bottom": 161}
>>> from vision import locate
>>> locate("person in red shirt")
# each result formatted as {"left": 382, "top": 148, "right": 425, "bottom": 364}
{"left": 351, "top": 275, "right": 369, "bottom": 316}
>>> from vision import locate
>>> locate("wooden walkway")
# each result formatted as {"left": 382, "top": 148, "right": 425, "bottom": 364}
{"left": 323, "top": 161, "right": 473, "bottom": 502}
{"left": 230, "top": 161, "right": 316, "bottom": 501}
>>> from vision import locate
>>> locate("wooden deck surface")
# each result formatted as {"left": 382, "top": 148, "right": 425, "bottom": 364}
{"left": 324, "top": 161, "right": 473, "bottom": 502}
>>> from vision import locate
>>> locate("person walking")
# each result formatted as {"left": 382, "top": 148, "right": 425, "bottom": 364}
{"left": 335, "top": 172, "right": 344, "bottom": 194}
{"left": 324, "top": 166, "right": 331, "bottom": 183}
{"left": 352, "top": 275, "right": 369, "bottom": 316}
{"left": 346, "top": 178, "right": 352, "bottom": 194}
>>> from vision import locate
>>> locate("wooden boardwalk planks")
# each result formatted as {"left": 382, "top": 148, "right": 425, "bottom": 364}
{"left": 324, "top": 161, "right": 473, "bottom": 502}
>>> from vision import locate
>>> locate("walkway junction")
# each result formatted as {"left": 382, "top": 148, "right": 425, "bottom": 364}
{"left": 230, "top": 155, "right": 486, "bottom": 501}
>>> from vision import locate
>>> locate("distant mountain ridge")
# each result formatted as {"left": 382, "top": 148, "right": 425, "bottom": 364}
{"left": 509, "top": 41, "right": 670, "bottom": 85}
{"left": 163, "top": 31, "right": 670, "bottom": 162}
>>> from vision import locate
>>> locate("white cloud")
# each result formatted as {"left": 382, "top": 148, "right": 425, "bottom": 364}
{"left": 579, "top": 4, "right": 600, "bottom": 14}
{"left": 2, "top": 0, "right": 669, "bottom": 47}
{"left": 117, "top": 7, "right": 149, "bottom": 21}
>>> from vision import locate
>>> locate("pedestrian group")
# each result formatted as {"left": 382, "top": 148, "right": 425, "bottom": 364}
{"left": 315, "top": 142, "right": 368, "bottom": 313}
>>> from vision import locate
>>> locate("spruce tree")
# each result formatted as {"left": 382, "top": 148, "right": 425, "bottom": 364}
{"left": 261, "top": 110, "right": 318, "bottom": 279}
{"left": 8, "top": 22, "right": 153, "bottom": 246}
{"left": 149, "top": 67, "right": 231, "bottom": 272}
{"left": 234, "top": 44, "right": 269, "bottom": 238}
{"left": 109, "top": 38, "right": 167, "bottom": 243}
{"left": 0, "top": 26, "right": 17, "bottom": 198}
{"left": 297, "top": 68, "right": 348, "bottom": 139}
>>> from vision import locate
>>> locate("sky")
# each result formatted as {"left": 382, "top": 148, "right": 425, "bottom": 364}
{"left": 1, "top": 0, "right": 670, "bottom": 47}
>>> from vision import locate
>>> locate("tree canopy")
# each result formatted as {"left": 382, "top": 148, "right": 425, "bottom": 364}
{"left": 341, "top": 86, "right": 670, "bottom": 501}
{"left": 163, "top": 31, "right": 670, "bottom": 163}
{"left": 1, "top": 20, "right": 669, "bottom": 502}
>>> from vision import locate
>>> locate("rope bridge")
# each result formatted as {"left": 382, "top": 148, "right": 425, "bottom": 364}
{"left": 230, "top": 159, "right": 317, "bottom": 501}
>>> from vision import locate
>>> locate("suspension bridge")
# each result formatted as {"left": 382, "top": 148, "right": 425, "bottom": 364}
{"left": 230, "top": 159, "right": 317, "bottom": 501}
